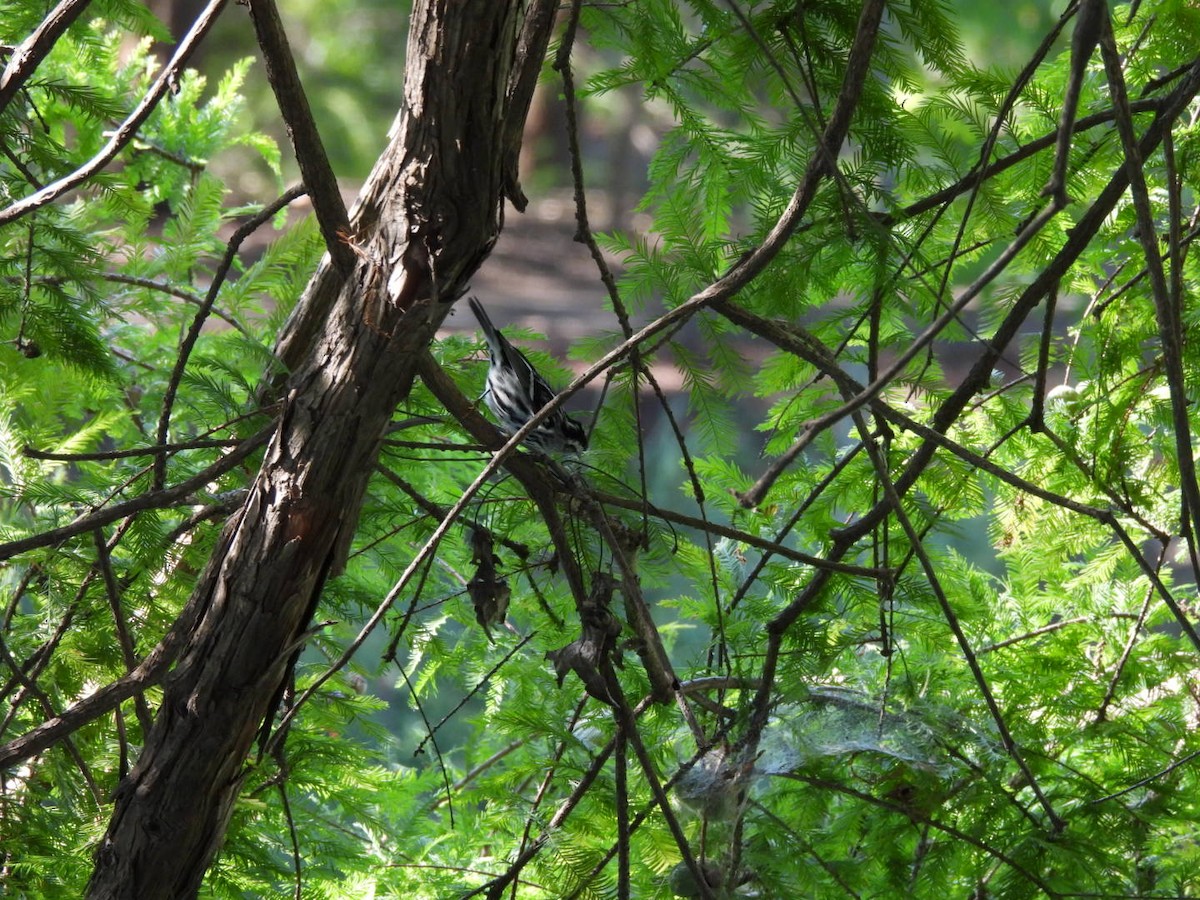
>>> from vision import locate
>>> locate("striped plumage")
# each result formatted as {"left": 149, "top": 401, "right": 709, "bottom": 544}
{"left": 467, "top": 297, "right": 588, "bottom": 455}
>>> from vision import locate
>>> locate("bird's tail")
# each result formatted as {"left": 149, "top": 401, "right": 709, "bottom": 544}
{"left": 467, "top": 297, "right": 503, "bottom": 355}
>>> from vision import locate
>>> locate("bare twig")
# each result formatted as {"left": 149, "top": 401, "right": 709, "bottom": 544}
{"left": 591, "top": 488, "right": 887, "bottom": 577}
{"left": 555, "top": 0, "right": 732, "bottom": 690}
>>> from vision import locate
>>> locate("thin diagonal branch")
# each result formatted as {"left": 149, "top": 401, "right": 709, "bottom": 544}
{"left": 0, "top": 425, "right": 270, "bottom": 562}
{"left": 153, "top": 185, "right": 303, "bottom": 488}
{"left": 1099, "top": 12, "right": 1200, "bottom": 583}
{"left": 848, "top": 399, "right": 1064, "bottom": 832}
{"left": 92, "top": 527, "right": 155, "bottom": 735}
{"left": 0, "top": 0, "right": 229, "bottom": 226}
{"left": 0, "top": 0, "right": 94, "bottom": 117}
{"left": 247, "top": 0, "right": 355, "bottom": 274}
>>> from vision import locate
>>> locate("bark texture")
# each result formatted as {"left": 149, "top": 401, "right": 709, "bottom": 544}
{"left": 85, "top": 2, "right": 550, "bottom": 896}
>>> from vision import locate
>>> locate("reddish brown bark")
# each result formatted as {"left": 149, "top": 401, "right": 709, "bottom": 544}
{"left": 84, "top": 2, "right": 553, "bottom": 896}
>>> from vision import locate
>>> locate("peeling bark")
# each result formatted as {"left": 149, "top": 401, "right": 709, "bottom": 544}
{"left": 84, "top": 3, "right": 552, "bottom": 896}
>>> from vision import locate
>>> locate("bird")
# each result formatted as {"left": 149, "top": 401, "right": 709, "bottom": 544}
{"left": 467, "top": 297, "right": 589, "bottom": 454}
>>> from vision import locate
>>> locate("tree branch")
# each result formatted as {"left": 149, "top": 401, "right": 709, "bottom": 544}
{"left": 247, "top": 0, "right": 355, "bottom": 274}
{"left": 153, "top": 185, "right": 304, "bottom": 489}
{"left": 0, "top": 426, "right": 270, "bottom": 562}
{"left": 0, "top": 0, "right": 229, "bottom": 226}
{"left": 0, "top": 0, "right": 94, "bottom": 117}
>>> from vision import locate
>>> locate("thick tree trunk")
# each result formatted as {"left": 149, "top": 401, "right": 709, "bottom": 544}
{"left": 85, "top": 2, "right": 550, "bottom": 896}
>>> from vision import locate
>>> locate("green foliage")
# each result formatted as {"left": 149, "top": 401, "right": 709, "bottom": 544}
{"left": 0, "top": 9, "right": 313, "bottom": 898}
{"left": 4, "top": 1, "right": 1200, "bottom": 899}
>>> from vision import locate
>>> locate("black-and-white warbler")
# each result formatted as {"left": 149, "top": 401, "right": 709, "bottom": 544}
{"left": 467, "top": 297, "right": 589, "bottom": 454}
